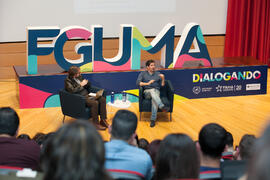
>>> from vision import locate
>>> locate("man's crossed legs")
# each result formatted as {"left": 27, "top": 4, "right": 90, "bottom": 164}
{"left": 144, "top": 88, "right": 169, "bottom": 127}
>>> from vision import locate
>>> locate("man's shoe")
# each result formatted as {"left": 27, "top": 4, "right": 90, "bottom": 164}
{"left": 100, "top": 119, "right": 109, "bottom": 128}
{"left": 150, "top": 120, "right": 155, "bottom": 127}
{"left": 94, "top": 123, "right": 106, "bottom": 130}
{"left": 161, "top": 106, "right": 170, "bottom": 112}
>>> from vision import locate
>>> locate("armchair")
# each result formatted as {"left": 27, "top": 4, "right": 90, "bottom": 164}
{"left": 139, "top": 80, "right": 174, "bottom": 121}
{"left": 59, "top": 86, "right": 105, "bottom": 123}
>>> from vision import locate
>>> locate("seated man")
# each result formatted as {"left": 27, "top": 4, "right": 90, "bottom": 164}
{"left": 136, "top": 60, "right": 169, "bottom": 127}
{"left": 105, "top": 110, "right": 153, "bottom": 180}
{"left": 0, "top": 107, "right": 40, "bottom": 170}
{"left": 197, "top": 123, "right": 227, "bottom": 179}
{"left": 65, "top": 66, "right": 109, "bottom": 130}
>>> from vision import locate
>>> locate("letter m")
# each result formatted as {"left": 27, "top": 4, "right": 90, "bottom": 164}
{"left": 131, "top": 23, "right": 175, "bottom": 69}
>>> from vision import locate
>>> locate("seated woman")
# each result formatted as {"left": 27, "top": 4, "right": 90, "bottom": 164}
{"left": 154, "top": 133, "right": 200, "bottom": 180}
{"left": 65, "top": 66, "right": 109, "bottom": 130}
{"left": 41, "top": 120, "right": 111, "bottom": 180}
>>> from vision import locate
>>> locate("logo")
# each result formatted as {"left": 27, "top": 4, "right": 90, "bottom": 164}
{"left": 192, "top": 86, "right": 201, "bottom": 94}
{"left": 193, "top": 70, "right": 261, "bottom": 83}
{"left": 246, "top": 84, "right": 261, "bottom": 91}
{"left": 216, "top": 85, "right": 243, "bottom": 92}
{"left": 27, "top": 23, "right": 212, "bottom": 74}
{"left": 223, "top": 85, "right": 234, "bottom": 92}
{"left": 202, "top": 87, "right": 212, "bottom": 92}
{"left": 234, "top": 85, "right": 242, "bottom": 91}
{"left": 216, "top": 85, "right": 222, "bottom": 92}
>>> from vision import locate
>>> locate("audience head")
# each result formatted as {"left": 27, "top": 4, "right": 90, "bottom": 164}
{"left": 238, "top": 134, "right": 256, "bottom": 160}
{"left": 247, "top": 123, "right": 270, "bottom": 180}
{"left": 68, "top": 66, "right": 80, "bottom": 78}
{"left": 145, "top": 59, "right": 155, "bottom": 67}
{"left": 110, "top": 110, "right": 138, "bottom": 141}
{"left": 147, "top": 139, "right": 161, "bottom": 165}
{"left": 199, "top": 123, "right": 227, "bottom": 159}
{"left": 225, "top": 131, "right": 234, "bottom": 149}
{"left": 40, "top": 132, "right": 56, "bottom": 148}
{"left": 17, "top": 134, "right": 31, "bottom": 140}
{"left": 155, "top": 133, "right": 200, "bottom": 180}
{"left": 138, "top": 138, "right": 149, "bottom": 151}
{"left": 33, "top": 132, "right": 46, "bottom": 146}
{"left": 41, "top": 120, "right": 108, "bottom": 180}
{"left": 0, "top": 107, "right": 19, "bottom": 136}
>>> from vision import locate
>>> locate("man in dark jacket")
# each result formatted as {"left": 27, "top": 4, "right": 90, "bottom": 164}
{"left": 65, "top": 66, "right": 109, "bottom": 130}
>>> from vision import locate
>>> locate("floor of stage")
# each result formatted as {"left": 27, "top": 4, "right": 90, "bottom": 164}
{"left": 1, "top": 69, "right": 270, "bottom": 145}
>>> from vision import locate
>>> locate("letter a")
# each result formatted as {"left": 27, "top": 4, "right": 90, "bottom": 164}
{"left": 173, "top": 23, "right": 212, "bottom": 68}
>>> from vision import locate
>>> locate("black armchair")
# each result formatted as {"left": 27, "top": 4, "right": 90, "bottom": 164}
{"left": 139, "top": 80, "right": 174, "bottom": 121}
{"left": 59, "top": 86, "right": 105, "bottom": 123}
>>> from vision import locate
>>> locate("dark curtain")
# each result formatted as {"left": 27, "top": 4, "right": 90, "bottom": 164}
{"left": 224, "top": 0, "right": 270, "bottom": 65}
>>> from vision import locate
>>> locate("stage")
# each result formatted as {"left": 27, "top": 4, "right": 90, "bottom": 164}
{"left": 14, "top": 57, "right": 267, "bottom": 109}
{"left": 2, "top": 66, "right": 270, "bottom": 145}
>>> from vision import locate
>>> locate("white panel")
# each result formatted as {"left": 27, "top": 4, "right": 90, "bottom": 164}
{"left": 0, "top": 0, "right": 228, "bottom": 42}
{"left": 74, "top": 0, "right": 176, "bottom": 13}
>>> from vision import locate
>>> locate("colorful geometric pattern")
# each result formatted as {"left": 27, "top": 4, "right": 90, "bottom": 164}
{"left": 54, "top": 27, "right": 93, "bottom": 71}
{"left": 19, "top": 84, "right": 53, "bottom": 108}
{"left": 173, "top": 23, "right": 212, "bottom": 68}
{"left": 132, "top": 24, "right": 175, "bottom": 69}
{"left": 92, "top": 25, "right": 133, "bottom": 72}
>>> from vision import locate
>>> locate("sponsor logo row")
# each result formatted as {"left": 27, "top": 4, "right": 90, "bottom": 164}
{"left": 192, "top": 83, "right": 261, "bottom": 94}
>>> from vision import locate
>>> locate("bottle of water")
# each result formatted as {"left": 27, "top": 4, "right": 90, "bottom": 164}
{"left": 122, "top": 91, "right": 126, "bottom": 102}
{"left": 111, "top": 92, "right": 114, "bottom": 104}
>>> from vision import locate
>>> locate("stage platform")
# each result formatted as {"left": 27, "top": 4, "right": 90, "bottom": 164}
{"left": 14, "top": 57, "right": 268, "bottom": 109}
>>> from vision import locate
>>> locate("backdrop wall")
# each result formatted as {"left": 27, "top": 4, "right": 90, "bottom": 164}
{"left": 0, "top": 0, "right": 228, "bottom": 42}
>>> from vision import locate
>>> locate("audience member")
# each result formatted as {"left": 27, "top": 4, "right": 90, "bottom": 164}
{"left": 130, "top": 134, "right": 139, "bottom": 147}
{"left": 41, "top": 120, "right": 111, "bottom": 180}
{"left": 44, "top": 132, "right": 55, "bottom": 140}
{"left": 154, "top": 133, "right": 200, "bottom": 180}
{"left": 246, "top": 123, "right": 270, "bottom": 180}
{"left": 147, "top": 139, "right": 161, "bottom": 166}
{"left": 136, "top": 60, "right": 169, "bottom": 127}
{"left": 0, "top": 107, "right": 40, "bottom": 170}
{"left": 235, "top": 134, "right": 256, "bottom": 161}
{"left": 17, "top": 134, "right": 31, "bottom": 140}
{"left": 105, "top": 110, "right": 152, "bottom": 180}
{"left": 198, "top": 123, "right": 227, "bottom": 179}
{"left": 138, "top": 138, "right": 149, "bottom": 151}
{"left": 32, "top": 132, "right": 46, "bottom": 146}
{"left": 65, "top": 66, "right": 108, "bottom": 130}
{"left": 222, "top": 131, "right": 234, "bottom": 160}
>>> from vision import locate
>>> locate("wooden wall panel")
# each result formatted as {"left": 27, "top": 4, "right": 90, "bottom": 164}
{"left": 0, "top": 36, "right": 225, "bottom": 80}
{"left": 0, "top": 67, "right": 15, "bottom": 80}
